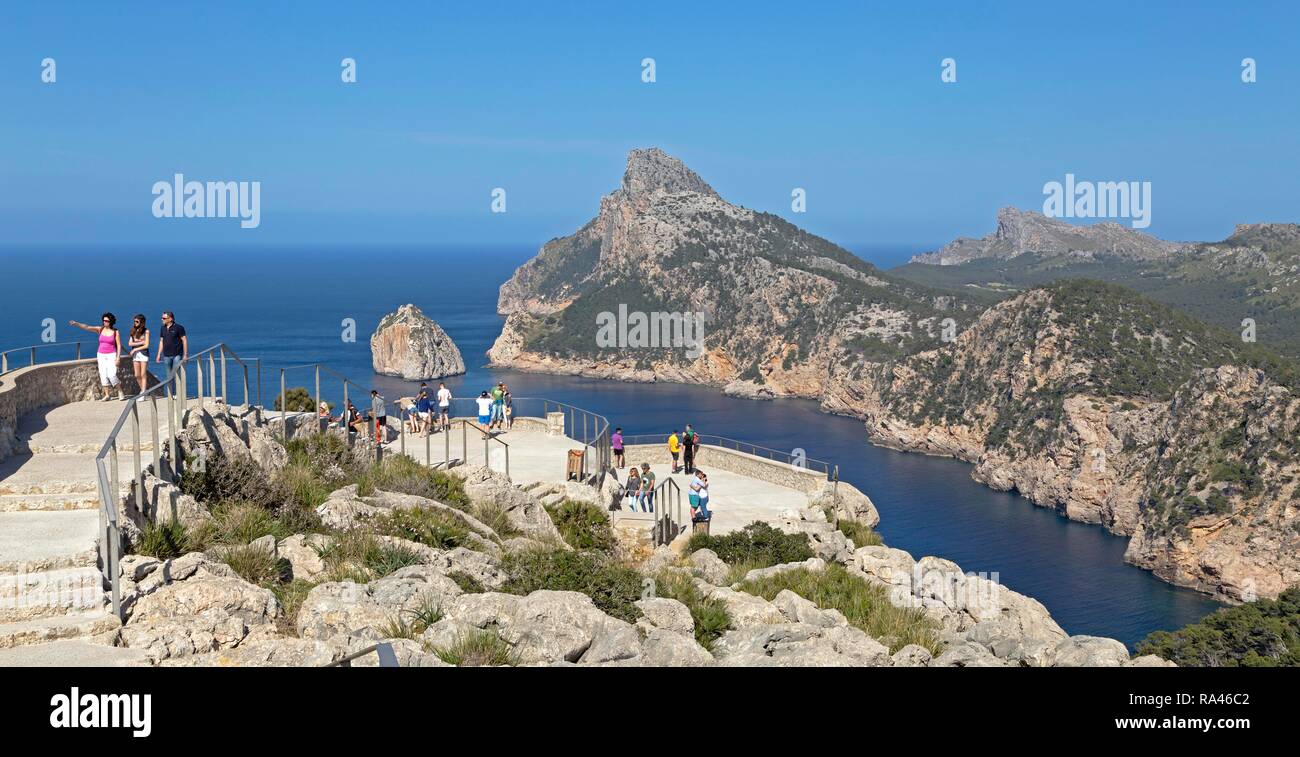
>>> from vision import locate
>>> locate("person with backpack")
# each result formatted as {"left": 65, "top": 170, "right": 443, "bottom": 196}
{"left": 639, "top": 462, "right": 656, "bottom": 513}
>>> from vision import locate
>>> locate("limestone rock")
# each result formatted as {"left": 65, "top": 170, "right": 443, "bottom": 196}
{"left": 712, "top": 623, "right": 891, "bottom": 667}
{"left": 890, "top": 644, "right": 933, "bottom": 667}
{"left": 639, "top": 629, "right": 714, "bottom": 667}
{"left": 1052, "top": 635, "right": 1131, "bottom": 667}
{"left": 444, "top": 590, "right": 613, "bottom": 664}
{"left": 452, "top": 465, "right": 562, "bottom": 542}
{"left": 370, "top": 304, "right": 465, "bottom": 380}
{"left": 279, "top": 534, "right": 329, "bottom": 582}
{"left": 634, "top": 597, "right": 694, "bottom": 637}
{"left": 687, "top": 548, "right": 730, "bottom": 585}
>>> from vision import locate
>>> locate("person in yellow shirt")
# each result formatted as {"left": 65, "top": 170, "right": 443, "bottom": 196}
{"left": 667, "top": 430, "right": 681, "bottom": 473}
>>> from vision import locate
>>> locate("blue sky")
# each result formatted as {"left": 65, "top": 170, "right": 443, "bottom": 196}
{"left": 1, "top": 0, "right": 1297, "bottom": 252}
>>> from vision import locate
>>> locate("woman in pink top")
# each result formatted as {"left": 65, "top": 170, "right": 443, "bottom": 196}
{"left": 69, "top": 312, "right": 124, "bottom": 401}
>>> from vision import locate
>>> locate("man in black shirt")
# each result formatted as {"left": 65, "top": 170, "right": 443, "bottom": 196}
{"left": 156, "top": 311, "right": 188, "bottom": 381}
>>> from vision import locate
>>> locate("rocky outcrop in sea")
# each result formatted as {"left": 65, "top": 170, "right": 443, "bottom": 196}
{"left": 371, "top": 304, "right": 465, "bottom": 380}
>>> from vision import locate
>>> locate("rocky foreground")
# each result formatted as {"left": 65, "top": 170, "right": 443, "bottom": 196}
{"left": 92, "top": 406, "right": 1169, "bottom": 667}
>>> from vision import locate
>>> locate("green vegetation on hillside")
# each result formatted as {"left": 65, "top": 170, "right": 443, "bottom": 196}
{"left": 735, "top": 564, "right": 942, "bottom": 655}
{"left": 1136, "top": 586, "right": 1300, "bottom": 666}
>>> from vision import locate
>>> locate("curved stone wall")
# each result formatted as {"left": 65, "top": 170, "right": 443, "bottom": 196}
{"left": 0, "top": 359, "right": 151, "bottom": 462}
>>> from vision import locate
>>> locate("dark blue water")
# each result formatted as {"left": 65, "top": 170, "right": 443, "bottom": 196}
{"left": 0, "top": 245, "right": 1223, "bottom": 647}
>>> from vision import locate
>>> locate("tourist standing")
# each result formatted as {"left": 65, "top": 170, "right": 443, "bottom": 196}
{"left": 414, "top": 389, "right": 433, "bottom": 436}
{"left": 612, "top": 427, "right": 625, "bottom": 469}
{"left": 475, "top": 391, "right": 493, "bottom": 438}
{"left": 437, "top": 382, "right": 452, "bottom": 431}
{"left": 625, "top": 467, "right": 642, "bottom": 511}
{"left": 667, "top": 430, "right": 681, "bottom": 473}
{"left": 69, "top": 313, "right": 123, "bottom": 401}
{"left": 126, "top": 314, "right": 150, "bottom": 399}
{"left": 490, "top": 382, "right": 506, "bottom": 429}
{"left": 682, "top": 424, "right": 698, "bottom": 474}
{"left": 639, "top": 462, "right": 656, "bottom": 513}
{"left": 690, "top": 469, "right": 711, "bottom": 521}
{"left": 370, "top": 390, "right": 387, "bottom": 444}
{"left": 155, "top": 311, "right": 188, "bottom": 384}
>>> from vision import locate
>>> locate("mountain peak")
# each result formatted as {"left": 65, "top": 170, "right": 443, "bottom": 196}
{"left": 621, "top": 147, "right": 717, "bottom": 197}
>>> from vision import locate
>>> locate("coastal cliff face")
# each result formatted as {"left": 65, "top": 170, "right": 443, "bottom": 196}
{"left": 371, "top": 304, "right": 465, "bottom": 380}
{"left": 823, "top": 282, "right": 1300, "bottom": 602}
{"left": 490, "top": 147, "right": 975, "bottom": 397}
{"left": 490, "top": 148, "right": 1300, "bottom": 601}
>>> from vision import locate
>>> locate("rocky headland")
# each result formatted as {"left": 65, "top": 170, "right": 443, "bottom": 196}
{"left": 487, "top": 148, "right": 1300, "bottom": 602}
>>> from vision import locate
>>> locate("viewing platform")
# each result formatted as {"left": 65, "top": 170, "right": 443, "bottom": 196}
{"left": 0, "top": 343, "right": 842, "bottom": 665}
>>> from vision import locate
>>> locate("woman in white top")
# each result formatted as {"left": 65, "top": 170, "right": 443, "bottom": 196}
{"left": 126, "top": 314, "right": 150, "bottom": 398}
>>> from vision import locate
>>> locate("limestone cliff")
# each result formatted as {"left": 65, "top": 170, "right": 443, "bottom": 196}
{"left": 371, "top": 304, "right": 465, "bottom": 380}
{"left": 489, "top": 149, "right": 1300, "bottom": 601}
{"left": 490, "top": 147, "right": 976, "bottom": 396}
{"left": 821, "top": 281, "right": 1300, "bottom": 602}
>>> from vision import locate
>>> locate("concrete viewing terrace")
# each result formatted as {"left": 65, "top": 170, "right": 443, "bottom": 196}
{"left": 0, "top": 352, "right": 834, "bottom": 666}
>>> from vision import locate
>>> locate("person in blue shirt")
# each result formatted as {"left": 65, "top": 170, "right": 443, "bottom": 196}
{"left": 413, "top": 389, "right": 433, "bottom": 436}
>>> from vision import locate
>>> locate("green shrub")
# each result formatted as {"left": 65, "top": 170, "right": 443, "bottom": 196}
{"left": 736, "top": 564, "right": 943, "bottom": 655}
{"left": 377, "top": 506, "right": 473, "bottom": 550}
{"left": 472, "top": 500, "right": 521, "bottom": 539}
{"left": 181, "top": 453, "right": 284, "bottom": 509}
{"left": 204, "top": 500, "right": 291, "bottom": 544}
{"left": 279, "top": 461, "right": 337, "bottom": 511}
{"left": 211, "top": 543, "right": 289, "bottom": 586}
{"left": 686, "top": 521, "right": 813, "bottom": 568}
{"left": 273, "top": 387, "right": 322, "bottom": 413}
{"left": 652, "top": 571, "right": 731, "bottom": 650}
{"left": 501, "top": 549, "right": 642, "bottom": 622}
{"left": 1136, "top": 586, "right": 1300, "bottom": 667}
{"left": 833, "top": 518, "right": 882, "bottom": 548}
{"left": 270, "top": 579, "right": 317, "bottom": 636}
{"left": 381, "top": 593, "right": 444, "bottom": 639}
{"left": 134, "top": 520, "right": 193, "bottom": 559}
{"left": 448, "top": 571, "right": 486, "bottom": 594}
{"left": 545, "top": 500, "right": 614, "bottom": 552}
{"left": 357, "top": 454, "right": 471, "bottom": 508}
{"left": 318, "top": 531, "right": 425, "bottom": 583}
{"left": 430, "top": 630, "right": 519, "bottom": 667}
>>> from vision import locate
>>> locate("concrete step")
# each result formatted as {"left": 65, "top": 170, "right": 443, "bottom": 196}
{"left": 0, "top": 452, "right": 99, "bottom": 494}
{"left": 0, "top": 510, "right": 101, "bottom": 574}
{"left": 0, "top": 566, "right": 106, "bottom": 623}
{"left": 0, "top": 638, "right": 147, "bottom": 666}
{"left": 19, "top": 440, "right": 156, "bottom": 455}
{"left": 0, "top": 452, "right": 136, "bottom": 495}
{"left": 0, "top": 612, "right": 120, "bottom": 650}
{"left": 0, "top": 492, "right": 100, "bottom": 512}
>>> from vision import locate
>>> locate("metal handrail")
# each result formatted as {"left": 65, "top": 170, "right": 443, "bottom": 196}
{"left": 93, "top": 343, "right": 261, "bottom": 621}
{"left": 275, "top": 363, "right": 373, "bottom": 443}
{"left": 651, "top": 477, "right": 684, "bottom": 546}
{"left": 620, "top": 432, "right": 837, "bottom": 480}
{"left": 0, "top": 340, "right": 93, "bottom": 375}
{"left": 323, "top": 642, "right": 400, "bottom": 667}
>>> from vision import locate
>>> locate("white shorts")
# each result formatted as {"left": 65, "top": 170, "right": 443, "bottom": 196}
{"left": 96, "top": 352, "right": 120, "bottom": 387}
{"left": 132, "top": 353, "right": 149, "bottom": 363}
{"left": 418, "top": 411, "right": 431, "bottom": 419}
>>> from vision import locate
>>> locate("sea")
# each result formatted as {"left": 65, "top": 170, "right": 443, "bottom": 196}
{"left": 0, "top": 244, "right": 1224, "bottom": 648}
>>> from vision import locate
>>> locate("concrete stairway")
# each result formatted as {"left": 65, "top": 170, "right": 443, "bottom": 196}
{"left": 0, "top": 401, "right": 134, "bottom": 659}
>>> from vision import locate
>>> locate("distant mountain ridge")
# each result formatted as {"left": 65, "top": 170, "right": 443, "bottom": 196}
{"left": 897, "top": 209, "right": 1300, "bottom": 357}
{"left": 909, "top": 207, "right": 1180, "bottom": 266}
